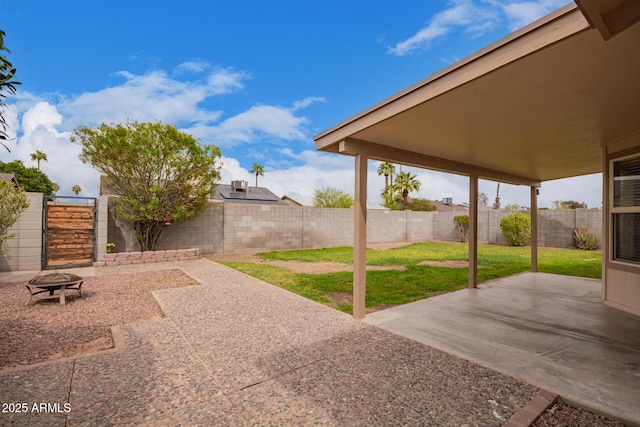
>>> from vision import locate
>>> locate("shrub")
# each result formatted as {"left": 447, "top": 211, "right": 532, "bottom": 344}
{"left": 573, "top": 227, "right": 600, "bottom": 250}
{"left": 0, "top": 180, "right": 30, "bottom": 258}
{"left": 500, "top": 213, "right": 531, "bottom": 246}
{"left": 453, "top": 215, "right": 469, "bottom": 243}
{"left": 410, "top": 198, "right": 438, "bottom": 211}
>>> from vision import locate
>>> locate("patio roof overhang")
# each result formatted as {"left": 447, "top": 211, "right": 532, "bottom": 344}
{"left": 313, "top": 1, "right": 640, "bottom": 319}
{"left": 314, "top": 2, "right": 640, "bottom": 186}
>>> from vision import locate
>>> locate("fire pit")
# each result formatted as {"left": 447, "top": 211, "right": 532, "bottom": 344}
{"left": 26, "top": 272, "right": 84, "bottom": 305}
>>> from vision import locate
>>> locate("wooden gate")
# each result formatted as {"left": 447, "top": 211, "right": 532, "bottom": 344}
{"left": 43, "top": 196, "right": 97, "bottom": 269}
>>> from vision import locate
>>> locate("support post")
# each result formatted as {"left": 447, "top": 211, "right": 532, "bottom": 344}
{"left": 531, "top": 186, "right": 538, "bottom": 272}
{"left": 353, "top": 154, "right": 368, "bottom": 319}
{"left": 469, "top": 175, "right": 478, "bottom": 288}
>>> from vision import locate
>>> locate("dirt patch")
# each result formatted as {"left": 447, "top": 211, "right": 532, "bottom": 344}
{"left": 418, "top": 260, "right": 482, "bottom": 269}
{"left": 325, "top": 292, "right": 396, "bottom": 314}
{"left": 367, "top": 242, "right": 414, "bottom": 250}
{"left": 0, "top": 269, "right": 197, "bottom": 370}
{"left": 208, "top": 253, "right": 406, "bottom": 274}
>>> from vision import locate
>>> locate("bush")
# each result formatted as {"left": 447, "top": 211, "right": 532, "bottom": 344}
{"left": 453, "top": 215, "right": 469, "bottom": 243}
{"left": 410, "top": 198, "right": 438, "bottom": 211}
{"left": 0, "top": 180, "right": 30, "bottom": 258}
{"left": 573, "top": 227, "right": 600, "bottom": 250}
{"left": 500, "top": 213, "right": 531, "bottom": 246}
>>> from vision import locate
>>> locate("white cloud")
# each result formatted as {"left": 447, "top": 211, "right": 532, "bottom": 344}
{"left": 0, "top": 101, "right": 101, "bottom": 196}
{"left": 2, "top": 65, "right": 321, "bottom": 200}
{"left": 174, "top": 60, "right": 210, "bottom": 75}
{"left": 57, "top": 67, "right": 247, "bottom": 128}
{"left": 388, "top": 0, "right": 499, "bottom": 56}
{"left": 184, "top": 98, "right": 321, "bottom": 147}
{"left": 501, "top": 0, "right": 570, "bottom": 31}
{"left": 388, "top": 0, "right": 569, "bottom": 56}
{"left": 292, "top": 97, "right": 326, "bottom": 111}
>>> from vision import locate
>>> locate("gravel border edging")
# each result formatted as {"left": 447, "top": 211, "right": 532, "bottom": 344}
{"left": 505, "top": 389, "right": 557, "bottom": 427}
{"left": 0, "top": 325, "right": 128, "bottom": 374}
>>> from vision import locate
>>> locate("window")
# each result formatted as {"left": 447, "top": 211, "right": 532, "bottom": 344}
{"left": 612, "top": 154, "right": 640, "bottom": 264}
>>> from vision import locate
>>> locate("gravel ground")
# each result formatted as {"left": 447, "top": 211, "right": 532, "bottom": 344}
{"left": 533, "top": 401, "right": 626, "bottom": 426}
{"left": 0, "top": 269, "right": 197, "bottom": 369}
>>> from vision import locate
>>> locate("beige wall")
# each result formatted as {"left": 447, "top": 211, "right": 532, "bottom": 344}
{"left": 603, "top": 128, "right": 640, "bottom": 316}
{"left": 0, "top": 192, "right": 43, "bottom": 272}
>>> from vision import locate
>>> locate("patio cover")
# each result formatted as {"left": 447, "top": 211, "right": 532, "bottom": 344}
{"left": 314, "top": 1, "right": 640, "bottom": 318}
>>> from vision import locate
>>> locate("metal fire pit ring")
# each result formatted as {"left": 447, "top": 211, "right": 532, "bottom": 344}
{"left": 26, "top": 272, "right": 84, "bottom": 305}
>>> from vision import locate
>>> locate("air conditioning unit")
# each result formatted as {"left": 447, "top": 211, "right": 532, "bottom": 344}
{"left": 443, "top": 197, "right": 453, "bottom": 205}
{"left": 232, "top": 180, "right": 248, "bottom": 192}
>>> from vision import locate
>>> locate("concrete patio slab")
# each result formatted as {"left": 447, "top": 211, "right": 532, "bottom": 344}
{"left": 365, "top": 272, "right": 640, "bottom": 425}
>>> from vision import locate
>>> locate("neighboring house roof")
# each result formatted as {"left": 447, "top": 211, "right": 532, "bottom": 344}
{"left": 430, "top": 200, "right": 468, "bottom": 212}
{"left": 281, "top": 195, "right": 304, "bottom": 206}
{"left": 0, "top": 172, "right": 20, "bottom": 189}
{"left": 212, "top": 184, "right": 288, "bottom": 206}
{"left": 314, "top": 2, "right": 640, "bottom": 186}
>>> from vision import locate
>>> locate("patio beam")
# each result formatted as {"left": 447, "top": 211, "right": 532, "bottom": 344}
{"left": 339, "top": 138, "right": 541, "bottom": 187}
{"left": 469, "top": 175, "right": 478, "bottom": 288}
{"left": 353, "top": 153, "right": 368, "bottom": 319}
{"left": 531, "top": 186, "right": 538, "bottom": 272}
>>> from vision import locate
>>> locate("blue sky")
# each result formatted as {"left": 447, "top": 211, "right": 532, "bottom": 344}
{"left": 1, "top": 0, "right": 601, "bottom": 208}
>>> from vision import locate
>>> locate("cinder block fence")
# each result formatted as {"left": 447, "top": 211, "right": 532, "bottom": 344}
{"left": 2, "top": 194, "right": 603, "bottom": 272}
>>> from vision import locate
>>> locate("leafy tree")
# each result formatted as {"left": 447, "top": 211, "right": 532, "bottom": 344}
{"left": 478, "top": 192, "right": 489, "bottom": 207}
{"left": 409, "top": 198, "right": 437, "bottom": 211}
{"left": 504, "top": 203, "right": 523, "bottom": 210}
{"left": 0, "top": 180, "right": 29, "bottom": 257}
{"left": 377, "top": 162, "right": 395, "bottom": 187}
{"left": 453, "top": 215, "right": 469, "bottom": 243}
{"left": 52, "top": 183, "right": 59, "bottom": 194}
{"left": 0, "top": 160, "right": 56, "bottom": 194}
{"left": 493, "top": 182, "right": 501, "bottom": 210}
{"left": 72, "top": 121, "right": 222, "bottom": 251}
{"left": 394, "top": 171, "right": 421, "bottom": 210}
{"left": 313, "top": 186, "right": 354, "bottom": 208}
{"left": 381, "top": 185, "right": 402, "bottom": 210}
{"left": 30, "top": 150, "right": 47, "bottom": 170}
{"left": 553, "top": 200, "right": 587, "bottom": 209}
{"left": 250, "top": 162, "right": 264, "bottom": 187}
{"left": 72, "top": 185, "right": 82, "bottom": 196}
{"left": 0, "top": 30, "right": 20, "bottom": 151}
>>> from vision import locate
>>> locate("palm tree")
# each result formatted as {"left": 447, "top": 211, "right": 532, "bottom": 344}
{"left": 30, "top": 150, "right": 47, "bottom": 170}
{"left": 377, "top": 162, "right": 395, "bottom": 187}
{"left": 394, "top": 171, "right": 421, "bottom": 210}
{"left": 72, "top": 185, "right": 82, "bottom": 196}
{"left": 250, "top": 163, "right": 264, "bottom": 187}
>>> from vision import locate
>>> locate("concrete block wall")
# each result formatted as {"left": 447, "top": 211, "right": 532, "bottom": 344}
{"left": 96, "top": 196, "right": 108, "bottom": 261}
{"left": 103, "top": 200, "right": 604, "bottom": 259}
{"left": 107, "top": 200, "right": 224, "bottom": 254}
{"left": 157, "top": 203, "right": 223, "bottom": 253}
{"left": 302, "top": 207, "right": 351, "bottom": 249}
{"left": 406, "top": 211, "right": 436, "bottom": 242}
{"left": 224, "top": 204, "right": 303, "bottom": 253}
{"left": 367, "top": 210, "right": 408, "bottom": 244}
{"left": 0, "top": 192, "right": 43, "bottom": 272}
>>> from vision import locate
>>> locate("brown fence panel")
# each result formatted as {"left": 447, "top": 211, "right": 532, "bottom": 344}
{"left": 44, "top": 198, "right": 96, "bottom": 268}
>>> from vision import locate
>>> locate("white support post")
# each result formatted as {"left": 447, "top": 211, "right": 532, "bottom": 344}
{"left": 353, "top": 154, "right": 368, "bottom": 319}
{"left": 469, "top": 175, "right": 478, "bottom": 288}
{"left": 531, "top": 186, "right": 538, "bottom": 272}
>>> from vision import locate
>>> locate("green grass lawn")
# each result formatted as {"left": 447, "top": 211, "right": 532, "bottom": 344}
{"left": 216, "top": 242, "right": 601, "bottom": 314}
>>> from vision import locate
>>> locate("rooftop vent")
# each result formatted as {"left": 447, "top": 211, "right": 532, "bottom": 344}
{"left": 442, "top": 197, "right": 453, "bottom": 205}
{"left": 231, "top": 180, "right": 248, "bottom": 193}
